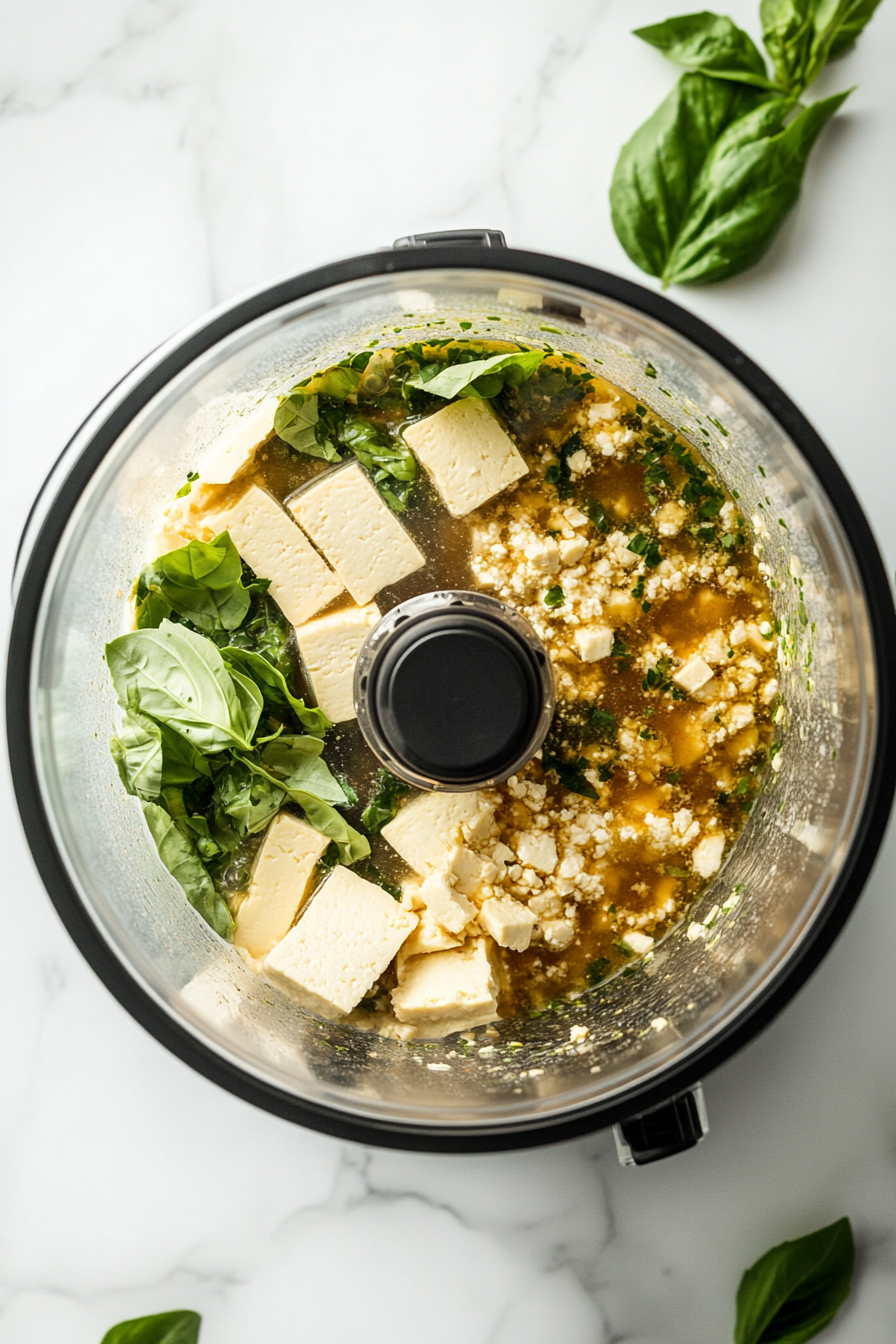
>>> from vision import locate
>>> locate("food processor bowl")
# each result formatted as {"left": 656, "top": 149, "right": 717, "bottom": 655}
{"left": 9, "top": 235, "right": 896, "bottom": 1157}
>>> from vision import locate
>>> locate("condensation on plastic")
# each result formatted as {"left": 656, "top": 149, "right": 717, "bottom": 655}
{"left": 28, "top": 269, "right": 874, "bottom": 1129}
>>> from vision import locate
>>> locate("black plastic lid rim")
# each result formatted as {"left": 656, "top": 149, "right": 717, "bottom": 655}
{"left": 7, "top": 242, "right": 896, "bottom": 1152}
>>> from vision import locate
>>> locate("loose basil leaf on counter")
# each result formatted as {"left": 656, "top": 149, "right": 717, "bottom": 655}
{"left": 362, "top": 767, "right": 413, "bottom": 832}
{"left": 760, "top": 0, "right": 880, "bottom": 92}
{"left": 142, "top": 802, "right": 234, "bottom": 938}
{"left": 406, "top": 349, "right": 544, "bottom": 400}
{"left": 220, "top": 646, "right": 331, "bottom": 735}
{"left": 106, "top": 621, "right": 262, "bottom": 753}
{"left": 734, "top": 1216, "right": 855, "bottom": 1344}
{"left": 136, "top": 532, "right": 255, "bottom": 633}
{"left": 338, "top": 413, "right": 417, "bottom": 512}
{"left": 634, "top": 12, "right": 778, "bottom": 87}
{"left": 823, "top": 0, "right": 885, "bottom": 59}
{"left": 101, "top": 1310, "right": 201, "bottom": 1344}
{"left": 660, "top": 88, "right": 850, "bottom": 285}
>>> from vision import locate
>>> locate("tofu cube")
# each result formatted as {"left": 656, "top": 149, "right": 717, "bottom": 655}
{"left": 516, "top": 830, "right": 557, "bottom": 875}
{"left": 559, "top": 536, "right": 588, "bottom": 566}
{"left": 233, "top": 811, "right": 329, "bottom": 961}
{"left": 673, "top": 655, "right": 715, "bottom": 695}
{"left": 289, "top": 462, "right": 425, "bottom": 606}
{"left": 391, "top": 938, "right": 499, "bottom": 1037}
{"left": 574, "top": 626, "right": 614, "bottom": 662}
{"left": 263, "top": 865, "right": 417, "bottom": 1018}
{"left": 479, "top": 896, "right": 537, "bottom": 952}
{"left": 419, "top": 870, "right": 476, "bottom": 935}
{"left": 692, "top": 833, "right": 726, "bottom": 878}
{"left": 213, "top": 485, "right": 344, "bottom": 627}
{"left": 402, "top": 398, "right": 528, "bottom": 517}
{"left": 297, "top": 603, "right": 380, "bottom": 723}
{"left": 398, "top": 908, "right": 462, "bottom": 967}
{"left": 381, "top": 791, "right": 493, "bottom": 876}
{"left": 541, "top": 917, "right": 576, "bottom": 951}
{"left": 622, "top": 930, "right": 655, "bottom": 956}
{"left": 201, "top": 397, "right": 278, "bottom": 485}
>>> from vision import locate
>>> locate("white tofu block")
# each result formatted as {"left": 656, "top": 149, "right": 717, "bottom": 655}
{"left": 420, "top": 870, "right": 476, "bottom": 935}
{"left": 233, "top": 812, "right": 329, "bottom": 960}
{"left": 381, "top": 791, "right": 493, "bottom": 876}
{"left": 447, "top": 843, "right": 498, "bottom": 895}
{"left": 264, "top": 866, "right": 417, "bottom": 1018}
{"left": 398, "top": 908, "right": 462, "bottom": 965}
{"left": 479, "top": 896, "right": 537, "bottom": 952}
{"left": 622, "top": 930, "right": 655, "bottom": 956}
{"left": 575, "top": 626, "right": 614, "bottom": 662}
{"left": 201, "top": 397, "right": 278, "bottom": 485}
{"left": 213, "top": 485, "right": 344, "bottom": 627}
{"left": 516, "top": 831, "right": 557, "bottom": 875}
{"left": 673, "top": 655, "right": 715, "bottom": 694}
{"left": 289, "top": 462, "right": 425, "bottom": 606}
{"left": 297, "top": 603, "right": 380, "bottom": 723}
{"left": 692, "top": 833, "right": 726, "bottom": 878}
{"left": 402, "top": 398, "right": 529, "bottom": 517}
{"left": 391, "top": 939, "right": 499, "bottom": 1037}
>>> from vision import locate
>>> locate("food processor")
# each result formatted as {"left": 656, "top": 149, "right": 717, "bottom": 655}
{"left": 9, "top": 231, "right": 896, "bottom": 1162}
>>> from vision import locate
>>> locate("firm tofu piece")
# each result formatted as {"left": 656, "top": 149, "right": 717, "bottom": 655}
{"left": 289, "top": 462, "right": 425, "bottom": 606}
{"left": 479, "top": 895, "right": 537, "bottom": 952}
{"left": 213, "top": 485, "right": 344, "bottom": 627}
{"left": 297, "top": 603, "right": 380, "bottom": 723}
{"left": 692, "top": 833, "right": 726, "bottom": 878}
{"left": 674, "top": 655, "right": 715, "bottom": 695}
{"left": 574, "top": 625, "right": 614, "bottom": 662}
{"left": 516, "top": 830, "right": 558, "bottom": 875}
{"left": 233, "top": 812, "right": 329, "bottom": 961}
{"left": 201, "top": 397, "right": 278, "bottom": 485}
{"left": 263, "top": 866, "right": 417, "bottom": 1018}
{"left": 622, "top": 930, "right": 655, "bottom": 956}
{"left": 446, "top": 843, "right": 498, "bottom": 896}
{"left": 399, "top": 908, "right": 462, "bottom": 962}
{"left": 391, "top": 939, "right": 500, "bottom": 1037}
{"left": 381, "top": 791, "right": 494, "bottom": 876}
{"left": 402, "top": 398, "right": 528, "bottom": 517}
{"left": 419, "top": 870, "right": 476, "bottom": 935}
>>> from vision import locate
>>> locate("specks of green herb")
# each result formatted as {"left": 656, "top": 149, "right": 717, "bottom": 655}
{"left": 544, "top": 585, "right": 566, "bottom": 609}
{"left": 539, "top": 322, "right": 563, "bottom": 334}
{"left": 175, "top": 471, "right": 199, "bottom": 499}
{"left": 627, "top": 532, "right": 663, "bottom": 568}
{"left": 667, "top": 768, "right": 682, "bottom": 785}
{"left": 586, "top": 957, "right": 611, "bottom": 985}
{"left": 459, "top": 321, "right": 472, "bottom": 331}
{"left": 645, "top": 362, "right": 657, "bottom": 378}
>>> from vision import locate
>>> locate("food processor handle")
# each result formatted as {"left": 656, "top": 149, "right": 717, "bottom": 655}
{"left": 391, "top": 229, "right": 507, "bottom": 249}
{"left": 613, "top": 1083, "right": 709, "bottom": 1166}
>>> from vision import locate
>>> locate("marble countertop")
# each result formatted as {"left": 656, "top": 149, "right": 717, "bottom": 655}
{"left": 3, "top": 2, "right": 896, "bottom": 1341}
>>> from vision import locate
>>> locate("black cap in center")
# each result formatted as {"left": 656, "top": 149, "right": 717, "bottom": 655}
{"left": 354, "top": 592, "right": 554, "bottom": 791}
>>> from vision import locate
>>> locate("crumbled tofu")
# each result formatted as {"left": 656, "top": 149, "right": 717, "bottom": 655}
{"left": 201, "top": 397, "right": 278, "bottom": 485}
{"left": 622, "top": 931, "right": 655, "bottom": 956}
{"left": 569, "top": 1024, "right": 589, "bottom": 1044}
{"left": 381, "top": 791, "right": 494, "bottom": 875}
{"left": 673, "top": 655, "right": 715, "bottom": 694}
{"left": 212, "top": 485, "right": 344, "bottom": 627}
{"left": 516, "top": 830, "right": 558, "bottom": 875}
{"left": 391, "top": 938, "right": 500, "bottom": 1037}
{"left": 233, "top": 811, "right": 329, "bottom": 961}
{"left": 567, "top": 448, "right": 590, "bottom": 476}
{"left": 574, "top": 625, "right": 614, "bottom": 662}
{"left": 419, "top": 870, "right": 476, "bottom": 935}
{"left": 654, "top": 500, "right": 688, "bottom": 537}
{"left": 761, "top": 677, "right": 779, "bottom": 705}
{"left": 479, "top": 896, "right": 537, "bottom": 951}
{"left": 559, "top": 536, "right": 589, "bottom": 566}
{"left": 296, "top": 603, "right": 380, "bottom": 722}
{"left": 289, "top": 462, "right": 425, "bottom": 605}
{"left": 264, "top": 866, "right": 416, "bottom": 1018}
{"left": 524, "top": 536, "right": 561, "bottom": 574}
{"left": 541, "top": 917, "right": 575, "bottom": 950}
{"left": 402, "top": 398, "right": 528, "bottom": 517}
{"left": 563, "top": 505, "right": 589, "bottom": 528}
{"left": 692, "top": 833, "right": 726, "bottom": 878}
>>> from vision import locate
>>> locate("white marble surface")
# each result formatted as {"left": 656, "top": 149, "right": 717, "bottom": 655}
{"left": 3, "top": 2, "right": 896, "bottom": 1341}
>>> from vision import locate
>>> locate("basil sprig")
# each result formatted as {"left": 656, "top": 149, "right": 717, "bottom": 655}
{"left": 734, "top": 1217, "right": 855, "bottom": 1343}
{"left": 101, "top": 1311, "right": 201, "bottom": 1344}
{"left": 611, "top": 2, "right": 882, "bottom": 286}
{"left": 135, "top": 532, "right": 262, "bottom": 633}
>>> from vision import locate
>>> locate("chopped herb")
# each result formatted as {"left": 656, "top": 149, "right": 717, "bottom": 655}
{"left": 542, "top": 750, "right": 599, "bottom": 800}
{"left": 645, "top": 362, "right": 657, "bottom": 378}
{"left": 586, "top": 957, "right": 611, "bottom": 985}
{"left": 627, "top": 532, "right": 663, "bottom": 568}
{"left": 175, "top": 471, "right": 199, "bottom": 499}
{"left": 544, "top": 585, "right": 566, "bottom": 609}
{"left": 362, "top": 768, "right": 413, "bottom": 832}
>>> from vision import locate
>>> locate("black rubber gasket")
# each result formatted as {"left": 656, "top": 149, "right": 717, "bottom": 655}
{"left": 8, "top": 245, "right": 896, "bottom": 1151}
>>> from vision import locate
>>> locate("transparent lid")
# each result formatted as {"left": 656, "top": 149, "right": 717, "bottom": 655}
{"left": 22, "top": 262, "right": 883, "bottom": 1139}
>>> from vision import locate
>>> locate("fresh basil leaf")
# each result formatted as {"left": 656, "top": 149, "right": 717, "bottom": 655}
{"left": 111, "top": 709, "right": 163, "bottom": 800}
{"left": 142, "top": 801, "right": 233, "bottom": 938}
{"left": 274, "top": 392, "right": 341, "bottom": 461}
{"left": 100, "top": 1310, "right": 201, "bottom": 1344}
{"left": 610, "top": 73, "right": 762, "bottom": 281}
{"left": 220, "top": 647, "right": 331, "bottom": 734}
{"left": 362, "top": 767, "right": 414, "bottom": 832}
{"left": 734, "top": 1217, "right": 854, "bottom": 1344}
{"left": 213, "top": 763, "right": 285, "bottom": 835}
{"left": 106, "top": 621, "right": 261, "bottom": 753}
{"left": 760, "top": 0, "right": 818, "bottom": 90}
{"left": 137, "top": 533, "right": 255, "bottom": 634}
{"left": 260, "top": 735, "right": 350, "bottom": 806}
{"left": 405, "top": 349, "right": 544, "bottom": 400}
{"left": 338, "top": 413, "right": 417, "bottom": 511}
{"left": 634, "top": 12, "right": 777, "bottom": 88}
{"left": 157, "top": 721, "right": 213, "bottom": 786}
{"left": 662, "top": 89, "right": 850, "bottom": 284}
{"left": 824, "top": 0, "right": 884, "bottom": 58}
{"left": 241, "top": 755, "right": 369, "bottom": 862}
{"left": 542, "top": 750, "right": 599, "bottom": 800}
